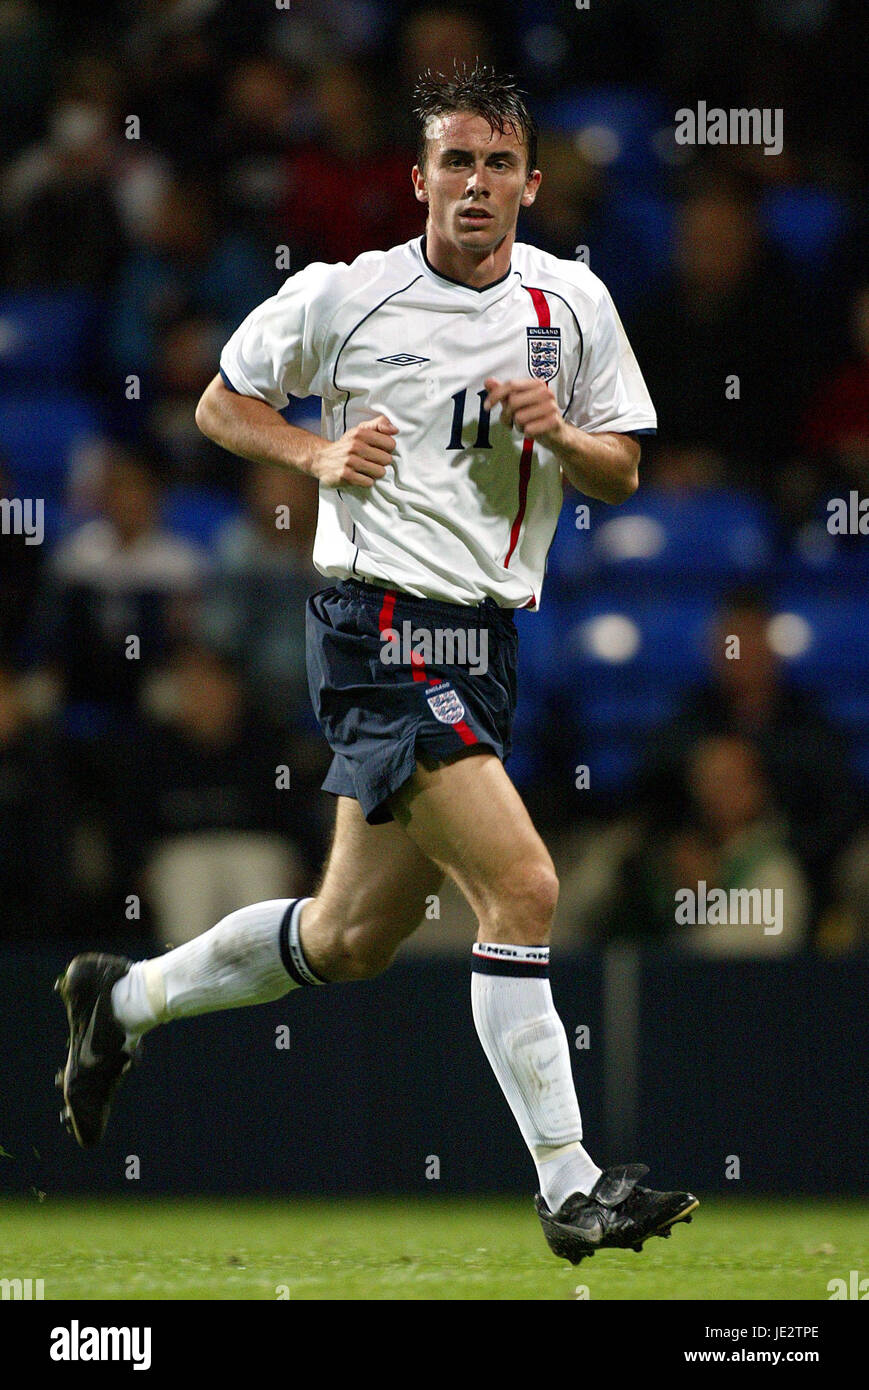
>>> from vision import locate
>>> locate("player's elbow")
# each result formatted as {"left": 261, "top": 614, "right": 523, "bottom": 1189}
{"left": 607, "top": 439, "right": 641, "bottom": 502}
{"left": 617, "top": 467, "right": 640, "bottom": 502}
{"left": 604, "top": 466, "right": 639, "bottom": 504}
{"left": 194, "top": 390, "right": 215, "bottom": 440}
{"left": 194, "top": 375, "right": 227, "bottom": 442}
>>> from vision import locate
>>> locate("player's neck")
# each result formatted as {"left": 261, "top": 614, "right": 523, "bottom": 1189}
{"left": 423, "top": 228, "right": 514, "bottom": 290}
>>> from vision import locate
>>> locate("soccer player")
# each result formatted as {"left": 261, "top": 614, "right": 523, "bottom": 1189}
{"left": 56, "top": 66, "right": 697, "bottom": 1265}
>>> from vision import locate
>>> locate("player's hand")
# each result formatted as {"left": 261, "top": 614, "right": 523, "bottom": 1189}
{"left": 310, "top": 415, "right": 398, "bottom": 488}
{"left": 483, "top": 378, "right": 565, "bottom": 445}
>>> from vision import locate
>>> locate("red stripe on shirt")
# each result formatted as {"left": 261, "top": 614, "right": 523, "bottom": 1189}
{"left": 504, "top": 286, "right": 550, "bottom": 570}
{"left": 504, "top": 436, "right": 534, "bottom": 568}
{"left": 526, "top": 285, "right": 550, "bottom": 328}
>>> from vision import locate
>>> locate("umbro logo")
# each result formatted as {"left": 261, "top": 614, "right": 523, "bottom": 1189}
{"left": 376, "top": 353, "right": 430, "bottom": 366}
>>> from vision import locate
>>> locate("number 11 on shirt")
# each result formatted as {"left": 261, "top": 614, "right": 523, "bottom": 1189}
{"left": 447, "top": 386, "right": 492, "bottom": 450}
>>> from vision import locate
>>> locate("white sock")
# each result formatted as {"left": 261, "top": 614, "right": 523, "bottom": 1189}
{"left": 471, "top": 942, "right": 603, "bottom": 1212}
{"left": 111, "top": 898, "right": 318, "bottom": 1042}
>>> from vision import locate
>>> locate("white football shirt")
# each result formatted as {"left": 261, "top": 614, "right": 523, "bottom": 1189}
{"left": 219, "top": 235, "right": 656, "bottom": 608}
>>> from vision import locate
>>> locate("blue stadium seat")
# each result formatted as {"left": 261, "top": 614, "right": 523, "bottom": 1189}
{"left": 510, "top": 606, "right": 563, "bottom": 789}
{"left": 768, "top": 595, "right": 869, "bottom": 686}
{"left": 514, "top": 603, "right": 566, "bottom": 691}
{"left": 538, "top": 86, "right": 666, "bottom": 180}
{"left": 546, "top": 488, "right": 773, "bottom": 597}
{"left": 516, "top": 595, "right": 715, "bottom": 797}
{"left": 825, "top": 689, "right": 869, "bottom": 732}
{"left": 162, "top": 486, "right": 242, "bottom": 550}
{"left": 615, "top": 190, "right": 676, "bottom": 270}
{"left": 541, "top": 499, "right": 599, "bottom": 596}
{"left": 582, "top": 689, "right": 676, "bottom": 732}
{"left": 0, "top": 292, "right": 97, "bottom": 384}
{"left": 580, "top": 742, "right": 640, "bottom": 795}
{"left": 556, "top": 594, "right": 715, "bottom": 685}
{"left": 759, "top": 187, "right": 848, "bottom": 269}
{"left": 779, "top": 510, "right": 869, "bottom": 594}
{"left": 0, "top": 389, "right": 102, "bottom": 502}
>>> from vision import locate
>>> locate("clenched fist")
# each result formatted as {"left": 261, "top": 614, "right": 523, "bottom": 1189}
{"left": 311, "top": 415, "right": 398, "bottom": 488}
{"left": 483, "top": 377, "right": 566, "bottom": 446}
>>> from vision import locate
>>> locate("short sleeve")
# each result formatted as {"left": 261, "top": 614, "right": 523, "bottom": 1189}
{"left": 566, "top": 286, "right": 657, "bottom": 435}
{"left": 219, "top": 262, "right": 337, "bottom": 409}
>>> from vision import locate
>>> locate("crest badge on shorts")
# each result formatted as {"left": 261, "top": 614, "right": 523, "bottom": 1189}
{"left": 426, "top": 682, "right": 466, "bottom": 725}
{"left": 527, "top": 326, "right": 561, "bottom": 381}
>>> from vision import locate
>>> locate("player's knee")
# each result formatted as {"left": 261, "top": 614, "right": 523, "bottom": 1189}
{"left": 492, "top": 857, "right": 559, "bottom": 941}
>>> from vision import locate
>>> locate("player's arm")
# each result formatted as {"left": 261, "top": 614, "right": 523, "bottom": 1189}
{"left": 548, "top": 425, "right": 639, "bottom": 504}
{"left": 194, "top": 374, "right": 397, "bottom": 489}
{"left": 483, "top": 377, "right": 640, "bottom": 504}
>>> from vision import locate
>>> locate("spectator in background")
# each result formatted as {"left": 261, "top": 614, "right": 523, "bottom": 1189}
{"left": 391, "top": 4, "right": 497, "bottom": 151}
{"left": 113, "top": 644, "right": 309, "bottom": 945}
{"left": 213, "top": 55, "right": 303, "bottom": 251}
{"left": 801, "top": 281, "right": 869, "bottom": 497}
{"left": 32, "top": 441, "right": 204, "bottom": 729}
{"left": 149, "top": 313, "right": 242, "bottom": 490}
{"left": 820, "top": 825, "right": 869, "bottom": 954}
{"left": 634, "top": 586, "right": 858, "bottom": 919}
{"left": 398, "top": 5, "right": 494, "bottom": 92}
{"left": 0, "top": 662, "right": 71, "bottom": 936}
{"left": 777, "top": 280, "right": 869, "bottom": 536}
{"left": 268, "top": 0, "right": 390, "bottom": 73}
{"left": 280, "top": 61, "right": 423, "bottom": 266}
{"left": 1, "top": 56, "right": 126, "bottom": 290}
{"left": 629, "top": 169, "right": 809, "bottom": 489}
{"left": 0, "top": 1, "right": 58, "bottom": 164}
{"left": 108, "top": 175, "right": 265, "bottom": 381}
{"left": 520, "top": 130, "right": 654, "bottom": 312}
{"left": 121, "top": 0, "right": 225, "bottom": 172}
{"left": 606, "top": 734, "right": 809, "bottom": 954}
{"left": 198, "top": 461, "right": 320, "bottom": 736}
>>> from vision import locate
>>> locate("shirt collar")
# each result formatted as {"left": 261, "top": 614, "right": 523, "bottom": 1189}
{"left": 415, "top": 235, "right": 516, "bottom": 297}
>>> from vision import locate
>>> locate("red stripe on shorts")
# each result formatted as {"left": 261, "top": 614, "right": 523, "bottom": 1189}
{"left": 380, "top": 588, "right": 478, "bottom": 746}
{"left": 377, "top": 588, "right": 396, "bottom": 634}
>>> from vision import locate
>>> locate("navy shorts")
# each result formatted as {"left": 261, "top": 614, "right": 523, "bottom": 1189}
{"left": 306, "top": 579, "right": 519, "bottom": 824}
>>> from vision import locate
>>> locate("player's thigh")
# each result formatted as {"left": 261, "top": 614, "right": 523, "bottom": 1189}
{"left": 389, "top": 751, "right": 558, "bottom": 941}
{"left": 313, "top": 795, "right": 444, "bottom": 952}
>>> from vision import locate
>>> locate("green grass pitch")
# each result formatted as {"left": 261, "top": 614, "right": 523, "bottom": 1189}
{"left": 2, "top": 1196, "right": 865, "bottom": 1300}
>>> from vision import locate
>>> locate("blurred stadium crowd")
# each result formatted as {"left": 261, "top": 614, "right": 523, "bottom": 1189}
{"left": 0, "top": 0, "right": 866, "bottom": 950}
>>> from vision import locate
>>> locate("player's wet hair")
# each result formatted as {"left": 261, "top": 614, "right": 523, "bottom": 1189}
{"left": 413, "top": 62, "right": 538, "bottom": 174}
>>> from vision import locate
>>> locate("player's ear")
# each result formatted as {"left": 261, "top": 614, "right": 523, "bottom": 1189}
{"left": 521, "top": 169, "right": 542, "bottom": 208}
{"left": 411, "top": 165, "right": 429, "bottom": 204}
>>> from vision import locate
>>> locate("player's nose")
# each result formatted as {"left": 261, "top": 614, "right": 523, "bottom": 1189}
{"left": 465, "top": 167, "right": 490, "bottom": 196}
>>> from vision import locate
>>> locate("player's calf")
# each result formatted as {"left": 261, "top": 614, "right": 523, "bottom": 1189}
{"left": 301, "top": 910, "right": 403, "bottom": 981}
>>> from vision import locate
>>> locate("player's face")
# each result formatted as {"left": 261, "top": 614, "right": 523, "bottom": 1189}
{"left": 412, "top": 112, "right": 541, "bottom": 260}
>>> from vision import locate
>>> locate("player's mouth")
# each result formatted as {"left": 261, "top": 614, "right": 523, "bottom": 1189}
{"left": 458, "top": 207, "right": 493, "bottom": 223}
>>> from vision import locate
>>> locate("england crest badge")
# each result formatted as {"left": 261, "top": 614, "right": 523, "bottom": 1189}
{"left": 426, "top": 683, "right": 466, "bottom": 725}
{"left": 527, "top": 326, "right": 561, "bottom": 381}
